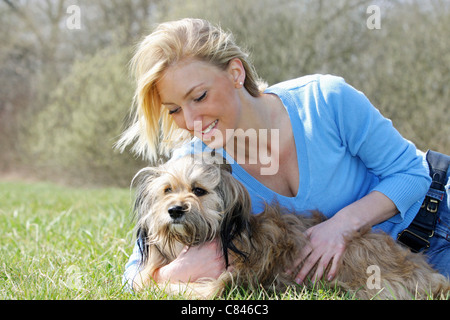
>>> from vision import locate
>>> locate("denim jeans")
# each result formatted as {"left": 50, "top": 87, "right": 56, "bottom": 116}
{"left": 424, "top": 166, "right": 450, "bottom": 279}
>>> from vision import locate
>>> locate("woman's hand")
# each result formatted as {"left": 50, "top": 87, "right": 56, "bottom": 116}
{"left": 292, "top": 216, "right": 350, "bottom": 285}
{"left": 291, "top": 191, "right": 399, "bottom": 285}
{"left": 155, "top": 240, "right": 227, "bottom": 283}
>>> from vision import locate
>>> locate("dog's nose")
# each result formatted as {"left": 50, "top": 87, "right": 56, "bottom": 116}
{"left": 168, "top": 205, "right": 186, "bottom": 219}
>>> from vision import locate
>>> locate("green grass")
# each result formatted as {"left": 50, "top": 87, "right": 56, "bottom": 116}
{"left": 0, "top": 181, "right": 136, "bottom": 299}
{"left": 1, "top": 181, "right": 445, "bottom": 300}
{"left": 1, "top": 180, "right": 349, "bottom": 300}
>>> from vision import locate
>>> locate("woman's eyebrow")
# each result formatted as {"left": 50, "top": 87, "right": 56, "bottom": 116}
{"left": 183, "top": 83, "right": 203, "bottom": 99}
{"left": 161, "top": 83, "right": 204, "bottom": 105}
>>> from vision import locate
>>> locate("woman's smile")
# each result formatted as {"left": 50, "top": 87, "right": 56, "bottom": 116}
{"left": 201, "top": 119, "right": 218, "bottom": 136}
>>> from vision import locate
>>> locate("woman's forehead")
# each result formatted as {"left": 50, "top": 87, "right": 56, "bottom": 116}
{"left": 157, "top": 59, "right": 224, "bottom": 102}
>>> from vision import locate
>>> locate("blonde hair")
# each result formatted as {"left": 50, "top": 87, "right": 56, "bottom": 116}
{"left": 116, "top": 18, "right": 266, "bottom": 163}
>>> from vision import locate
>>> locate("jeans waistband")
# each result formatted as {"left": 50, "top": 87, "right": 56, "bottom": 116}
{"left": 435, "top": 218, "right": 450, "bottom": 241}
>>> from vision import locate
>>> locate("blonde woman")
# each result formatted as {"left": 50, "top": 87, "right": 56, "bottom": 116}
{"left": 119, "top": 18, "right": 450, "bottom": 291}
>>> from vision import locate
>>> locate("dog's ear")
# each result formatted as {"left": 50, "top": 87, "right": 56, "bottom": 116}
{"left": 210, "top": 150, "right": 232, "bottom": 174}
{"left": 131, "top": 167, "right": 161, "bottom": 266}
{"left": 218, "top": 174, "right": 252, "bottom": 268}
{"left": 132, "top": 166, "right": 160, "bottom": 222}
{"left": 193, "top": 151, "right": 232, "bottom": 173}
{"left": 131, "top": 167, "right": 161, "bottom": 189}
{"left": 218, "top": 161, "right": 232, "bottom": 174}
{"left": 136, "top": 225, "right": 149, "bottom": 267}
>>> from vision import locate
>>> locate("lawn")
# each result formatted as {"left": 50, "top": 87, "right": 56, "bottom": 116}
{"left": 1, "top": 181, "right": 446, "bottom": 301}
{"left": 0, "top": 181, "right": 136, "bottom": 299}
{"left": 0, "top": 180, "right": 350, "bottom": 300}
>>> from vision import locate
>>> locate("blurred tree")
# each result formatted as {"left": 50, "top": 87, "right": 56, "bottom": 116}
{"left": 1, "top": 0, "right": 161, "bottom": 184}
{"left": 0, "top": 3, "right": 39, "bottom": 170}
{"left": 26, "top": 47, "right": 146, "bottom": 186}
{"left": 163, "top": 0, "right": 376, "bottom": 83}
{"left": 351, "top": 0, "right": 450, "bottom": 153}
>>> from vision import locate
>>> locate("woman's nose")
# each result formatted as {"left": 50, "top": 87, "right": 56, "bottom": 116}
{"left": 183, "top": 106, "right": 201, "bottom": 132}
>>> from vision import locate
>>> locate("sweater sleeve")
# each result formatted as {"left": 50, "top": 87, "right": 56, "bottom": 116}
{"left": 122, "top": 240, "right": 142, "bottom": 292}
{"left": 318, "top": 75, "right": 431, "bottom": 219}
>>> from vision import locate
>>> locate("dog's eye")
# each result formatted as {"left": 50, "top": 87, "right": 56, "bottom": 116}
{"left": 164, "top": 187, "right": 172, "bottom": 194}
{"left": 192, "top": 187, "right": 208, "bottom": 197}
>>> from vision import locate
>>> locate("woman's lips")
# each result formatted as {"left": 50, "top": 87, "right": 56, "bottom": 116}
{"left": 202, "top": 119, "right": 219, "bottom": 137}
{"left": 202, "top": 119, "right": 218, "bottom": 135}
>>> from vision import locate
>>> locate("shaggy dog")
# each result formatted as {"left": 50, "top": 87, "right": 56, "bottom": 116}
{"left": 131, "top": 154, "right": 450, "bottom": 299}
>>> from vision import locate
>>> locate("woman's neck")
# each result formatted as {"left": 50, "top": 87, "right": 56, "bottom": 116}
{"left": 225, "top": 92, "right": 285, "bottom": 166}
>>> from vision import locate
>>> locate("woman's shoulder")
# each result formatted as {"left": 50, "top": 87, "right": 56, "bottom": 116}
{"left": 266, "top": 74, "right": 346, "bottom": 93}
{"left": 170, "top": 137, "right": 204, "bottom": 160}
{"left": 170, "top": 138, "right": 224, "bottom": 162}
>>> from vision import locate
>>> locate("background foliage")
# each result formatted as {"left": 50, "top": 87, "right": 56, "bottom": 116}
{"left": 0, "top": 0, "right": 449, "bottom": 187}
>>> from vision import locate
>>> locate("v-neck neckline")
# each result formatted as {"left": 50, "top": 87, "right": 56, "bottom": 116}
{"left": 218, "top": 87, "right": 310, "bottom": 202}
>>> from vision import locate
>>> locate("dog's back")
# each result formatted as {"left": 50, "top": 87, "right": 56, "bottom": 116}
{"left": 227, "top": 204, "right": 450, "bottom": 299}
{"left": 336, "top": 228, "right": 450, "bottom": 299}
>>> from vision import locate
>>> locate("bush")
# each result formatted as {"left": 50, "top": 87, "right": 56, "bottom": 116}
{"left": 352, "top": 2, "right": 450, "bottom": 153}
{"left": 26, "top": 47, "right": 146, "bottom": 186}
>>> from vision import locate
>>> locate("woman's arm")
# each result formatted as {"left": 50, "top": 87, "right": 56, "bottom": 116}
{"left": 292, "top": 75, "right": 430, "bottom": 284}
{"left": 122, "top": 240, "right": 143, "bottom": 291}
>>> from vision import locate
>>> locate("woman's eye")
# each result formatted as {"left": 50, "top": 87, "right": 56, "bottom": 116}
{"left": 194, "top": 91, "right": 207, "bottom": 102}
{"left": 168, "top": 107, "right": 180, "bottom": 115}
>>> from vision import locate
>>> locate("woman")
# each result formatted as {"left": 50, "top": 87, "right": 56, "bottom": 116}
{"left": 118, "top": 18, "right": 450, "bottom": 290}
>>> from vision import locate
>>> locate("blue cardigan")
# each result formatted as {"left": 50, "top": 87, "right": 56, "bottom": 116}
{"left": 123, "top": 74, "right": 431, "bottom": 288}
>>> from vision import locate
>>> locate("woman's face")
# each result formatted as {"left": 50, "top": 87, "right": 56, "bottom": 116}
{"left": 156, "top": 58, "right": 244, "bottom": 149}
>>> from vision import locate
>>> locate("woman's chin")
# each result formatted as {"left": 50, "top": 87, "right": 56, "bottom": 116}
{"left": 199, "top": 130, "right": 226, "bottom": 150}
{"left": 202, "top": 137, "right": 225, "bottom": 150}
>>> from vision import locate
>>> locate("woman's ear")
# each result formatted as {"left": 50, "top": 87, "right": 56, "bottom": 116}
{"left": 227, "top": 58, "right": 246, "bottom": 88}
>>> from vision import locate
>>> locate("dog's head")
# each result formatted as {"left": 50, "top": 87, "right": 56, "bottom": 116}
{"left": 133, "top": 153, "right": 252, "bottom": 267}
